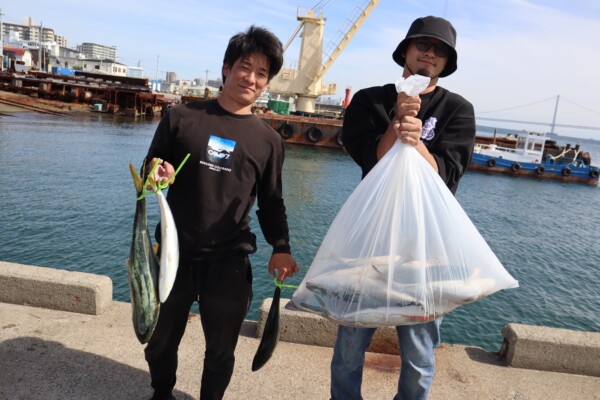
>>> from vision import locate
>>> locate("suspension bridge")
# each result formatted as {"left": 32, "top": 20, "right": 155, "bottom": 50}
{"left": 476, "top": 95, "right": 600, "bottom": 134}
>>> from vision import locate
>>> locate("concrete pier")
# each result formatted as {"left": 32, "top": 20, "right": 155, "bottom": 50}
{"left": 0, "top": 261, "right": 112, "bottom": 315}
{"left": 1, "top": 261, "right": 600, "bottom": 399}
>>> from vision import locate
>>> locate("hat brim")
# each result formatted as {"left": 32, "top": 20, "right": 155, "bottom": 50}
{"left": 392, "top": 34, "right": 457, "bottom": 77}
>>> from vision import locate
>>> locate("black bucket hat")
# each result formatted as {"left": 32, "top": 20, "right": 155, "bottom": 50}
{"left": 392, "top": 16, "right": 457, "bottom": 77}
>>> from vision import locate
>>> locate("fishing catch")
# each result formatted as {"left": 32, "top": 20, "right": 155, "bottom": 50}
{"left": 252, "top": 285, "right": 281, "bottom": 371}
{"left": 155, "top": 188, "right": 179, "bottom": 303}
{"left": 288, "top": 257, "right": 504, "bottom": 326}
{"left": 126, "top": 163, "right": 160, "bottom": 344}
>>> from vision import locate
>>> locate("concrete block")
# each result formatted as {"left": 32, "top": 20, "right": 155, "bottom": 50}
{"left": 501, "top": 323, "right": 600, "bottom": 377}
{"left": 258, "top": 298, "right": 400, "bottom": 355}
{"left": 0, "top": 261, "right": 113, "bottom": 315}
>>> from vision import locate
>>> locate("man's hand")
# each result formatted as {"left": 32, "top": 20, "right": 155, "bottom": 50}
{"left": 393, "top": 115, "right": 423, "bottom": 147}
{"left": 268, "top": 253, "right": 299, "bottom": 282}
{"left": 393, "top": 92, "right": 422, "bottom": 147}
{"left": 394, "top": 92, "right": 420, "bottom": 120}
{"left": 147, "top": 157, "right": 175, "bottom": 189}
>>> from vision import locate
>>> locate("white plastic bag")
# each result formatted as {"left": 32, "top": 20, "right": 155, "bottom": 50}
{"left": 287, "top": 140, "right": 519, "bottom": 327}
{"left": 395, "top": 74, "right": 430, "bottom": 96}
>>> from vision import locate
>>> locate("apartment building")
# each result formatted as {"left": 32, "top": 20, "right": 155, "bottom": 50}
{"left": 77, "top": 42, "right": 117, "bottom": 61}
{"left": 2, "top": 18, "right": 56, "bottom": 44}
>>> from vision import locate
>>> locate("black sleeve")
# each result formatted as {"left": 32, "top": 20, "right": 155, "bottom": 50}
{"left": 256, "top": 139, "right": 291, "bottom": 254}
{"left": 341, "top": 88, "right": 391, "bottom": 179}
{"left": 428, "top": 100, "right": 476, "bottom": 194}
{"left": 145, "top": 108, "right": 177, "bottom": 165}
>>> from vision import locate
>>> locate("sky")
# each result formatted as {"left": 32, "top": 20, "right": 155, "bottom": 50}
{"left": 2, "top": 0, "right": 600, "bottom": 139}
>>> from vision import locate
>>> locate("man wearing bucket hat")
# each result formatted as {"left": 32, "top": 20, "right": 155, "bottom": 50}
{"left": 332, "top": 16, "right": 476, "bottom": 399}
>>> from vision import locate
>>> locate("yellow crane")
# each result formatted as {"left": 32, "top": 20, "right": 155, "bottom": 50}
{"left": 268, "top": 0, "right": 380, "bottom": 114}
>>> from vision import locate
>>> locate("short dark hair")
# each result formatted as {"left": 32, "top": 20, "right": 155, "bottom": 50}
{"left": 222, "top": 25, "right": 284, "bottom": 83}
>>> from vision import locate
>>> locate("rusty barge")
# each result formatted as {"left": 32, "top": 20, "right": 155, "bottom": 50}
{"left": 0, "top": 70, "right": 179, "bottom": 116}
{"left": 259, "top": 111, "right": 343, "bottom": 149}
{"left": 179, "top": 95, "right": 345, "bottom": 150}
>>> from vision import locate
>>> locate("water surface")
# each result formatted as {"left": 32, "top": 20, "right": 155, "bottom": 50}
{"left": 1, "top": 112, "right": 598, "bottom": 351}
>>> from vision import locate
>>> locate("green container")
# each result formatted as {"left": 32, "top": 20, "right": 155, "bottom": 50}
{"left": 267, "top": 99, "right": 290, "bottom": 115}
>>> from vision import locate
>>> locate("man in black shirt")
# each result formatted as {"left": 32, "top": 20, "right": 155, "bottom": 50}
{"left": 143, "top": 25, "right": 299, "bottom": 400}
{"left": 331, "top": 16, "right": 476, "bottom": 400}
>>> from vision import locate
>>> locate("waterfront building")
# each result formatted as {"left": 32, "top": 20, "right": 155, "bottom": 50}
{"left": 2, "top": 17, "right": 68, "bottom": 72}
{"left": 79, "top": 58, "right": 127, "bottom": 76}
{"left": 128, "top": 66, "right": 144, "bottom": 78}
{"left": 47, "top": 47, "right": 85, "bottom": 70}
{"left": 2, "top": 46, "right": 33, "bottom": 72}
{"left": 77, "top": 42, "right": 117, "bottom": 62}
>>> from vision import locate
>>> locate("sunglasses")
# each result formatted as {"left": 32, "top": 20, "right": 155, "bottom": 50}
{"left": 414, "top": 38, "right": 450, "bottom": 58}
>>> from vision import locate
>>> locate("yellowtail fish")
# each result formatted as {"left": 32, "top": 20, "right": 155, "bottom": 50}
{"left": 126, "top": 163, "right": 160, "bottom": 344}
{"left": 155, "top": 189, "right": 179, "bottom": 303}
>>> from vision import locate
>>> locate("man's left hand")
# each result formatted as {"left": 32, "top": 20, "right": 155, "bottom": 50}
{"left": 395, "top": 115, "right": 423, "bottom": 147}
{"left": 268, "top": 253, "right": 299, "bottom": 282}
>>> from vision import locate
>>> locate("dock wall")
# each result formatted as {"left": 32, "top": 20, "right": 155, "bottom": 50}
{"left": 1, "top": 261, "right": 599, "bottom": 377}
{"left": 0, "top": 261, "right": 112, "bottom": 315}
{"left": 500, "top": 323, "right": 600, "bottom": 377}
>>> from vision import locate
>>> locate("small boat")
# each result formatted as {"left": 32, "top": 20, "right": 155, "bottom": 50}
{"left": 469, "top": 130, "right": 599, "bottom": 185}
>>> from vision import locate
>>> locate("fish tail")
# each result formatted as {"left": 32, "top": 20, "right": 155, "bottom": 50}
{"left": 129, "top": 163, "right": 144, "bottom": 194}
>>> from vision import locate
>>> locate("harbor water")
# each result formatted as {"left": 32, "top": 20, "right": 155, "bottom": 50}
{"left": 1, "top": 112, "right": 599, "bottom": 351}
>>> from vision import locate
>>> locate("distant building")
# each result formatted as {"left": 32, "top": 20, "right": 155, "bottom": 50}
{"left": 55, "top": 35, "right": 67, "bottom": 47}
{"left": 162, "top": 81, "right": 175, "bottom": 93}
{"left": 77, "top": 42, "right": 117, "bottom": 61}
{"left": 47, "top": 47, "right": 85, "bottom": 70}
{"left": 2, "top": 18, "right": 57, "bottom": 43}
{"left": 3, "top": 18, "right": 67, "bottom": 69}
{"left": 207, "top": 78, "right": 223, "bottom": 88}
{"left": 80, "top": 59, "right": 127, "bottom": 76}
{"left": 22, "top": 17, "right": 34, "bottom": 27}
{"left": 184, "top": 84, "right": 220, "bottom": 97}
{"left": 3, "top": 46, "right": 33, "bottom": 72}
{"left": 149, "top": 80, "right": 162, "bottom": 92}
{"left": 165, "top": 71, "right": 176, "bottom": 83}
{"left": 128, "top": 66, "right": 144, "bottom": 78}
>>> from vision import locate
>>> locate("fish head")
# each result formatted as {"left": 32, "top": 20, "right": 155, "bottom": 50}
{"left": 305, "top": 282, "right": 328, "bottom": 296}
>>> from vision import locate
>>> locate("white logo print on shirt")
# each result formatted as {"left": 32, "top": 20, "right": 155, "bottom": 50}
{"left": 200, "top": 135, "right": 236, "bottom": 172}
{"left": 421, "top": 117, "right": 437, "bottom": 142}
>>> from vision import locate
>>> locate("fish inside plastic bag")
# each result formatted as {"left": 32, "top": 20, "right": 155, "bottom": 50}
{"left": 286, "top": 75, "right": 518, "bottom": 327}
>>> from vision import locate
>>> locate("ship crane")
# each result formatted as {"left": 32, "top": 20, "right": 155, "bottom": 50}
{"left": 268, "top": 0, "right": 380, "bottom": 114}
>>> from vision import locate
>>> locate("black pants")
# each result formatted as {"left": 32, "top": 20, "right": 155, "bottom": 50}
{"left": 145, "top": 253, "right": 253, "bottom": 400}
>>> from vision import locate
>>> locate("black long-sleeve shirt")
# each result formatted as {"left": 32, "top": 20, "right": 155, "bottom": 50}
{"left": 146, "top": 99, "right": 291, "bottom": 259}
{"left": 342, "top": 84, "right": 476, "bottom": 194}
